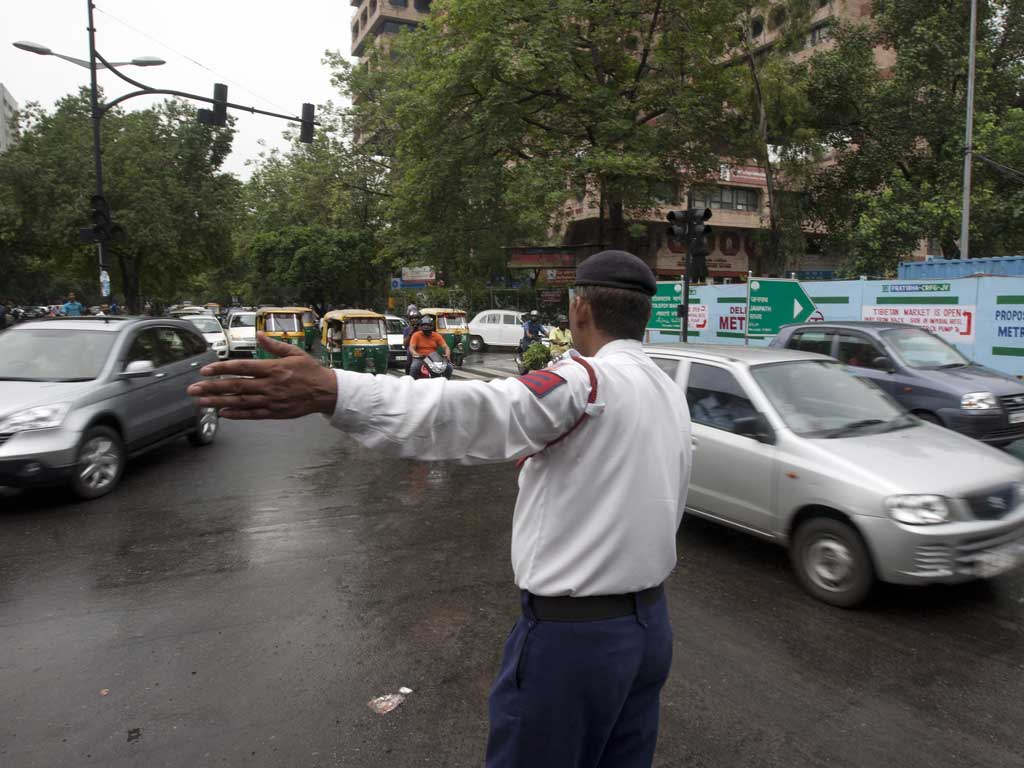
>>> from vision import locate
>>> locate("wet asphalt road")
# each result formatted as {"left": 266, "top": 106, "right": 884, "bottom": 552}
{"left": 2, "top": 395, "right": 1024, "bottom": 766}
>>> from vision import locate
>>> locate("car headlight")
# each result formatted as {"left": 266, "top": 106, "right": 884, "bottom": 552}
{"left": 0, "top": 403, "right": 72, "bottom": 433}
{"left": 885, "top": 494, "right": 950, "bottom": 525}
{"left": 962, "top": 391, "right": 998, "bottom": 410}
{"left": 213, "top": 340, "right": 227, "bottom": 347}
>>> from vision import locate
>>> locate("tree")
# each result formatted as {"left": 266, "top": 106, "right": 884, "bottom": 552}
{"left": 725, "top": 0, "right": 823, "bottom": 274}
{"left": 237, "top": 103, "right": 390, "bottom": 310}
{"left": 806, "top": 0, "right": 1024, "bottom": 275}
{"left": 336, "top": 0, "right": 740, "bottom": 272}
{"left": 0, "top": 90, "right": 241, "bottom": 310}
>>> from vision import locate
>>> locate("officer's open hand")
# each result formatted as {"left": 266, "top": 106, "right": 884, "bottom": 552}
{"left": 187, "top": 333, "right": 338, "bottom": 420}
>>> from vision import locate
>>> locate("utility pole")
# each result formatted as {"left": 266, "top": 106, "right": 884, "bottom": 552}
{"left": 959, "top": 0, "right": 979, "bottom": 259}
{"left": 86, "top": 0, "right": 108, "bottom": 283}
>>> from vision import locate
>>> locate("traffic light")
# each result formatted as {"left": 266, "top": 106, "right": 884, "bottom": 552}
{"left": 666, "top": 209, "right": 691, "bottom": 242}
{"left": 199, "top": 83, "right": 229, "bottom": 127}
{"left": 299, "top": 102, "right": 315, "bottom": 144}
{"left": 79, "top": 194, "right": 110, "bottom": 243}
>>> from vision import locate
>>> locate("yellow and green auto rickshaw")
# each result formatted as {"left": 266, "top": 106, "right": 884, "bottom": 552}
{"left": 320, "top": 309, "right": 389, "bottom": 373}
{"left": 301, "top": 309, "right": 318, "bottom": 351}
{"left": 419, "top": 307, "right": 468, "bottom": 367}
{"left": 255, "top": 307, "right": 306, "bottom": 359}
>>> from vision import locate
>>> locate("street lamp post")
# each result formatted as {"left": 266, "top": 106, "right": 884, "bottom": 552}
{"left": 14, "top": 0, "right": 317, "bottom": 310}
{"left": 959, "top": 0, "right": 979, "bottom": 260}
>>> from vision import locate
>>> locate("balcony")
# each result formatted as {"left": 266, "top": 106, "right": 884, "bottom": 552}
{"left": 351, "top": 0, "right": 431, "bottom": 57}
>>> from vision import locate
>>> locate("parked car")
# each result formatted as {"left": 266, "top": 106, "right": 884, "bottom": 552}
{"left": 183, "top": 314, "right": 229, "bottom": 359}
{"left": 771, "top": 322, "right": 1024, "bottom": 446}
{"left": 385, "top": 315, "right": 410, "bottom": 368}
{"left": 644, "top": 343, "right": 1024, "bottom": 607}
{"left": 225, "top": 310, "right": 257, "bottom": 357}
{"left": 0, "top": 316, "right": 219, "bottom": 500}
{"left": 468, "top": 309, "right": 548, "bottom": 351}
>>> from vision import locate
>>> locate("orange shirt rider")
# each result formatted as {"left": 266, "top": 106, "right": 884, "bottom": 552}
{"left": 408, "top": 326, "right": 450, "bottom": 360}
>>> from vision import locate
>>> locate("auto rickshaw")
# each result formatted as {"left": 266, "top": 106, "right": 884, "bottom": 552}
{"left": 419, "top": 307, "right": 468, "bottom": 367}
{"left": 320, "top": 309, "right": 389, "bottom": 373}
{"left": 301, "top": 309, "right": 318, "bottom": 351}
{"left": 255, "top": 307, "right": 306, "bottom": 359}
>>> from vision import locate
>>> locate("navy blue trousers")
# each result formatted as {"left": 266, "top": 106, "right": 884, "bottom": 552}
{"left": 485, "top": 590, "right": 673, "bottom": 768}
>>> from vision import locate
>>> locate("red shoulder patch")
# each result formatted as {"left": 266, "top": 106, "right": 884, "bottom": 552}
{"left": 516, "top": 370, "right": 567, "bottom": 398}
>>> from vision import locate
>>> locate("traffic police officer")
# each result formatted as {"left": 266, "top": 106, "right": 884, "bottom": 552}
{"left": 187, "top": 250, "right": 692, "bottom": 767}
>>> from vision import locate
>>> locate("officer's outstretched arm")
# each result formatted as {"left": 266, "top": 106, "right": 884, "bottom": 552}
{"left": 326, "top": 366, "right": 591, "bottom": 464}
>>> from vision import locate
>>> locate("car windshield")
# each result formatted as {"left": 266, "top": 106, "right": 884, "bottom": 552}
{"left": 345, "top": 319, "right": 386, "bottom": 339}
{"left": 0, "top": 328, "right": 118, "bottom": 382}
{"left": 264, "top": 313, "right": 302, "bottom": 332}
{"left": 881, "top": 327, "right": 969, "bottom": 369}
{"left": 386, "top": 319, "right": 407, "bottom": 334}
{"left": 231, "top": 313, "right": 256, "bottom": 328}
{"left": 439, "top": 314, "right": 467, "bottom": 329}
{"left": 188, "top": 317, "right": 222, "bottom": 334}
{"left": 751, "top": 360, "right": 911, "bottom": 438}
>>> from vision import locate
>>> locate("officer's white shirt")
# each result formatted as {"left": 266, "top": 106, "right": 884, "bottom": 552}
{"left": 327, "top": 338, "right": 691, "bottom": 596}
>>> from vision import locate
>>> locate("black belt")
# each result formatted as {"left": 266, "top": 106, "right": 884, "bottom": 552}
{"left": 528, "top": 585, "right": 664, "bottom": 622}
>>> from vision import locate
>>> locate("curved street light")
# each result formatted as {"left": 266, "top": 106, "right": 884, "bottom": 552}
{"left": 14, "top": 39, "right": 166, "bottom": 70}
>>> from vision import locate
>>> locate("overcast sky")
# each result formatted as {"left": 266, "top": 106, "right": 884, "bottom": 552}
{"left": 2, "top": 0, "right": 353, "bottom": 178}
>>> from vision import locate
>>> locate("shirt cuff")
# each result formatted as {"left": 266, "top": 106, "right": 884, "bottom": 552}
{"left": 325, "top": 369, "right": 380, "bottom": 431}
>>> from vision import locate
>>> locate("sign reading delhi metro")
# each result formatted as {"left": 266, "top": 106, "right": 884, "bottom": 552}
{"left": 746, "top": 279, "right": 817, "bottom": 336}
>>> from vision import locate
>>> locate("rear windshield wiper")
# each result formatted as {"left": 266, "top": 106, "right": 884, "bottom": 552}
{"left": 936, "top": 362, "right": 968, "bottom": 369}
{"left": 823, "top": 419, "right": 886, "bottom": 438}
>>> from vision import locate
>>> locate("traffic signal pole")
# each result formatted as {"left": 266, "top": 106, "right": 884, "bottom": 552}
{"left": 681, "top": 190, "right": 694, "bottom": 343}
{"left": 86, "top": 0, "right": 109, "bottom": 286}
{"left": 78, "top": 0, "right": 317, "bottom": 308}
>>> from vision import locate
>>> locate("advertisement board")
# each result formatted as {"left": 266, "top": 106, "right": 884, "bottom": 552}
{"left": 401, "top": 266, "right": 436, "bottom": 283}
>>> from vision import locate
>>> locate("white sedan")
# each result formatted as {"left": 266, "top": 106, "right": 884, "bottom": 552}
{"left": 184, "top": 314, "right": 229, "bottom": 359}
{"left": 468, "top": 309, "right": 549, "bottom": 351}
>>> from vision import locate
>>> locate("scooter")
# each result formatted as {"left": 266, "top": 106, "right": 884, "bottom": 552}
{"left": 414, "top": 351, "right": 454, "bottom": 380}
{"left": 515, "top": 335, "right": 552, "bottom": 375}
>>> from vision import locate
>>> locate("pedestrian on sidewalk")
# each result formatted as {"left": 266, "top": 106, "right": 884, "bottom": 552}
{"left": 60, "top": 292, "right": 84, "bottom": 317}
{"left": 187, "top": 250, "right": 691, "bottom": 768}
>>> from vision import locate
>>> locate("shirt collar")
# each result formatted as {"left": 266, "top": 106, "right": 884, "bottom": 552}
{"left": 594, "top": 338, "right": 643, "bottom": 358}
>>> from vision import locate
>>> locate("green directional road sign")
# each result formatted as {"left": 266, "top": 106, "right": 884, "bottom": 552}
{"left": 747, "top": 278, "right": 817, "bottom": 336}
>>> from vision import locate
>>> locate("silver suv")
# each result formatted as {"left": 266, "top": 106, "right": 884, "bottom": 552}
{"left": 645, "top": 343, "right": 1024, "bottom": 607}
{"left": 0, "top": 317, "right": 219, "bottom": 499}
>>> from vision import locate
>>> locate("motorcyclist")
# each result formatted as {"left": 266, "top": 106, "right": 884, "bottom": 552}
{"left": 548, "top": 314, "right": 573, "bottom": 356}
{"left": 408, "top": 316, "right": 450, "bottom": 379}
{"left": 520, "top": 310, "right": 546, "bottom": 352}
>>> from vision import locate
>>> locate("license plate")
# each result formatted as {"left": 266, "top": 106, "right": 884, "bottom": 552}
{"left": 1010, "top": 412, "right": 1024, "bottom": 424}
{"left": 395, "top": 355, "right": 407, "bottom": 361}
{"left": 975, "top": 543, "right": 1024, "bottom": 578}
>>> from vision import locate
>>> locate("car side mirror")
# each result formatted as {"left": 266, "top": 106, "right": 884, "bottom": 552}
{"left": 120, "top": 359, "right": 155, "bottom": 379}
{"left": 873, "top": 355, "right": 895, "bottom": 373}
{"left": 732, "top": 414, "right": 775, "bottom": 444}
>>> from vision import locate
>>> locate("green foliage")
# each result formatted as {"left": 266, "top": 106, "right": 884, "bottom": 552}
{"left": 806, "top": 0, "right": 1024, "bottom": 275}
{"left": 236, "top": 103, "right": 389, "bottom": 310}
{"left": 0, "top": 90, "right": 241, "bottom": 309}
{"left": 335, "top": 0, "right": 740, "bottom": 269}
{"left": 522, "top": 341, "right": 552, "bottom": 372}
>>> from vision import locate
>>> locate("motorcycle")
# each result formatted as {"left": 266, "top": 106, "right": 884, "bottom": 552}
{"left": 414, "top": 351, "right": 454, "bottom": 380}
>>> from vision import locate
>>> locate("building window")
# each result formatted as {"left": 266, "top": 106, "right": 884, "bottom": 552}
{"left": 352, "top": 22, "right": 360, "bottom": 37}
{"left": 370, "top": 0, "right": 377, "bottom": 14}
{"left": 751, "top": 15, "right": 764, "bottom": 38}
{"left": 693, "top": 186, "right": 760, "bottom": 212}
{"left": 809, "top": 23, "right": 831, "bottom": 47}
{"left": 361, "top": 9, "right": 368, "bottom": 25}
{"left": 389, "top": 0, "right": 408, "bottom": 6}
{"left": 768, "top": 6, "right": 787, "bottom": 30}
{"left": 381, "top": 20, "right": 418, "bottom": 34}
{"left": 414, "top": 0, "right": 431, "bottom": 11}
{"left": 651, "top": 180, "right": 679, "bottom": 205}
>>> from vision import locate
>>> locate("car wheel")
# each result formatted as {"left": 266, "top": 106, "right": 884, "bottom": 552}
{"left": 791, "top": 517, "right": 875, "bottom": 608}
{"left": 469, "top": 335, "right": 485, "bottom": 352}
{"left": 189, "top": 407, "right": 219, "bottom": 446}
{"left": 71, "top": 426, "right": 125, "bottom": 500}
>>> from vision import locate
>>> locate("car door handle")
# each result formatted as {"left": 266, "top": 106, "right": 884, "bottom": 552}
{"left": 190, "top": 361, "right": 200, "bottom": 368}
{"left": 690, "top": 437, "right": 699, "bottom": 451}
{"left": 154, "top": 372, "right": 166, "bottom": 379}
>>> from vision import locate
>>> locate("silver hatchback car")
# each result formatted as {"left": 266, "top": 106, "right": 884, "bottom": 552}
{"left": 644, "top": 344, "right": 1024, "bottom": 607}
{"left": 0, "top": 317, "right": 219, "bottom": 499}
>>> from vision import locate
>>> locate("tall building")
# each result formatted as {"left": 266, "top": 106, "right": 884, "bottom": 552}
{"left": 0, "top": 83, "right": 17, "bottom": 153}
{"left": 350, "top": 0, "right": 433, "bottom": 58}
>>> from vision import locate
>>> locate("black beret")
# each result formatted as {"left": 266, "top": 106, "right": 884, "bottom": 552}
{"left": 574, "top": 250, "right": 656, "bottom": 296}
